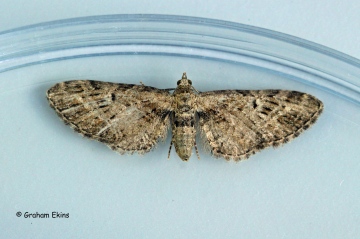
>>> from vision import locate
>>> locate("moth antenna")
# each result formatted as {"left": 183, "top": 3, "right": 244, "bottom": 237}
{"left": 192, "top": 86, "right": 200, "bottom": 94}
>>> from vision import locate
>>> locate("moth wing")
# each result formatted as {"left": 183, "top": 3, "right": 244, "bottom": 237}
{"left": 196, "top": 90, "right": 323, "bottom": 161}
{"left": 47, "top": 80, "right": 173, "bottom": 154}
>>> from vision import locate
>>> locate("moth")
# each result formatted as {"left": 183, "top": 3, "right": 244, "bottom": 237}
{"left": 47, "top": 73, "right": 323, "bottom": 161}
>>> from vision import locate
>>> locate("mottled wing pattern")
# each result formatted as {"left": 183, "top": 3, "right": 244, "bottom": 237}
{"left": 196, "top": 90, "right": 323, "bottom": 161}
{"left": 47, "top": 80, "right": 172, "bottom": 154}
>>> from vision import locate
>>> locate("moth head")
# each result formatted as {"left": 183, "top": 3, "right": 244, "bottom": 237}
{"left": 177, "top": 72, "right": 192, "bottom": 86}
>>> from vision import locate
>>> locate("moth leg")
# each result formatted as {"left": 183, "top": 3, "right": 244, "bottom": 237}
{"left": 167, "top": 140, "right": 173, "bottom": 159}
{"left": 194, "top": 141, "right": 200, "bottom": 160}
